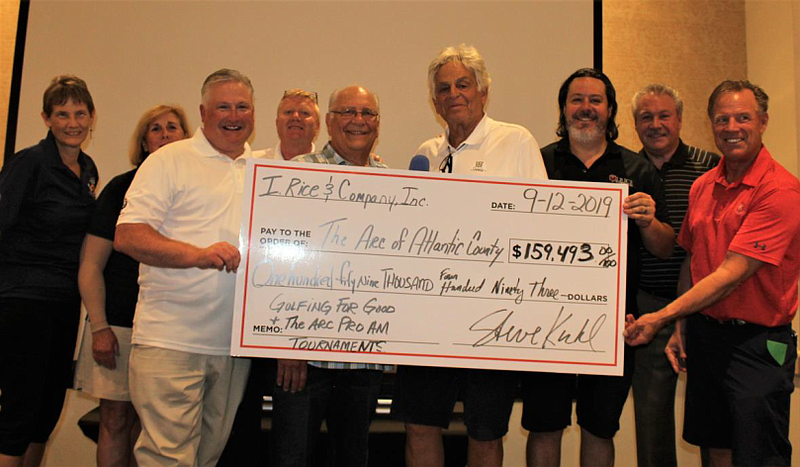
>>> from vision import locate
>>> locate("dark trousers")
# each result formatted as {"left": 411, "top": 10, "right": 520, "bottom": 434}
{"left": 270, "top": 365, "right": 383, "bottom": 467}
{"left": 0, "top": 297, "right": 81, "bottom": 456}
{"left": 631, "top": 290, "right": 679, "bottom": 467}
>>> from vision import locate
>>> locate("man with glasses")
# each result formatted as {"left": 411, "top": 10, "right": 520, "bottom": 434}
{"left": 391, "top": 44, "right": 547, "bottom": 467}
{"left": 270, "top": 85, "right": 390, "bottom": 467}
{"left": 254, "top": 89, "right": 320, "bottom": 161}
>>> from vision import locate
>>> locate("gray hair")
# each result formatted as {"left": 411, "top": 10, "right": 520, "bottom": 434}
{"left": 201, "top": 68, "right": 254, "bottom": 103}
{"left": 631, "top": 83, "right": 684, "bottom": 120}
{"left": 427, "top": 44, "right": 491, "bottom": 101}
{"left": 707, "top": 80, "right": 769, "bottom": 119}
{"left": 327, "top": 86, "right": 380, "bottom": 112}
{"left": 279, "top": 89, "right": 320, "bottom": 118}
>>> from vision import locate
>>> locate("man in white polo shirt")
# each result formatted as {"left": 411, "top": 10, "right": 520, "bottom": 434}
{"left": 115, "top": 68, "right": 255, "bottom": 467}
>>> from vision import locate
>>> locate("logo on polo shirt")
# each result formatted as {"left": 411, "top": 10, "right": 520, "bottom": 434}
{"left": 753, "top": 241, "right": 767, "bottom": 251}
{"left": 88, "top": 177, "right": 97, "bottom": 198}
{"left": 472, "top": 161, "right": 486, "bottom": 172}
{"left": 608, "top": 174, "right": 633, "bottom": 186}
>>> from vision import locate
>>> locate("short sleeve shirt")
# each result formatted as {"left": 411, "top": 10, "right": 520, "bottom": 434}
{"left": 678, "top": 146, "right": 800, "bottom": 326}
{"left": 118, "top": 129, "right": 252, "bottom": 355}
{"left": 88, "top": 169, "right": 140, "bottom": 327}
{"left": 541, "top": 139, "right": 670, "bottom": 317}
{"left": 416, "top": 115, "right": 548, "bottom": 180}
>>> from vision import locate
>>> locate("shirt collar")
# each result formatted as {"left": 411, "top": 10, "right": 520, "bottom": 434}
{"left": 713, "top": 145, "right": 771, "bottom": 188}
{"left": 42, "top": 130, "right": 91, "bottom": 170}
{"left": 667, "top": 140, "right": 689, "bottom": 166}
{"left": 556, "top": 137, "right": 622, "bottom": 162}
{"left": 194, "top": 127, "right": 252, "bottom": 161}
{"left": 441, "top": 114, "right": 491, "bottom": 153}
{"left": 322, "top": 142, "right": 383, "bottom": 167}
{"left": 276, "top": 141, "right": 316, "bottom": 160}
{"left": 638, "top": 140, "right": 688, "bottom": 170}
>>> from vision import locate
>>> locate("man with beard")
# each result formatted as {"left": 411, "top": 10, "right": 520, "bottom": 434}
{"left": 521, "top": 68, "right": 674, "bottom": 467}
{"left": 629, "top": 84, "right": 719, "bottom": 467}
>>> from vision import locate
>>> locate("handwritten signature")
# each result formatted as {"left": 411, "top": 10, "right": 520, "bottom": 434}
{"left": 469, "top": 307, "right": 606, "bottom": 351}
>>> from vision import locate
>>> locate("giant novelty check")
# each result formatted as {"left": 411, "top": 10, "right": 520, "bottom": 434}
{"left": 232, "top": 159, "right": 628, "bottom": 375}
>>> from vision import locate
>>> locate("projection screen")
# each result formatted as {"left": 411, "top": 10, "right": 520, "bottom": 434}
{"left": 10, "top": 0, "right": 596, "bottom": 188}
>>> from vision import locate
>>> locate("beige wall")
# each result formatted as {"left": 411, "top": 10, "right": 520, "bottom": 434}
{"left": 1, "top": 2, "right": 798, "bottom": 466}
{"left": 605, "top": 0, "right": 747, "bottom": 154}
{"left": 746, "top": 0, "right": 798, "bottom": 174}
{"left": 0, "top": 0, "right": 20, "bottom": 170}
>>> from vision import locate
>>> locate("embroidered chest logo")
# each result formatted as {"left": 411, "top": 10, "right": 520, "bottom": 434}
{"left": 472, "top": 161, "right": 486, "bottom": 172}
{"left": 736, "top": 203, "right": 746, "bottom": 214}
{"left": 608, "top": 174, "right": 633, "bottom": 186}
{"left": 753, "top": 241, "right": 767, "bottom": 251}
{"left": 88, "top": 177, "right": 97, "bottom": 198}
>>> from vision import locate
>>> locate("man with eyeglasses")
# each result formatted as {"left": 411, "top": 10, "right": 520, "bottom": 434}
{"left": 269, "top": 85, "right": 390, "bottom": 467}
{"left": 390, "top": 44, "right": 547, "bottom": 467}
{"left": 254, "top": 89, "right": 320, "bottom": 161}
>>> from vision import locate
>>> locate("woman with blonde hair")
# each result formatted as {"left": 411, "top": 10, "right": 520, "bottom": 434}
{"left": 74, "top": 104, "right": 191, "bottom": 467}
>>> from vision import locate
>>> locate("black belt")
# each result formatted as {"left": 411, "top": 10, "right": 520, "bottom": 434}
{"left": 699, "top": 313, "right": 748, "bottom": 326}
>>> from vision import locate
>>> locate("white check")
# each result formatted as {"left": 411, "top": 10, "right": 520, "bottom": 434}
{"left": 232, "top": 159, "right": 628, "bottom": 375}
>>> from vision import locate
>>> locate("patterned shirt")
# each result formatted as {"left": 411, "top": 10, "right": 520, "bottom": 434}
{"left": 292, "top": 142, "right": 388, "bottom": 169}
{"left": 292, "top": 142, "right": 391, "bottom": 370}
{"left": 637, "top": 141, "right": 720, "bottom": 299}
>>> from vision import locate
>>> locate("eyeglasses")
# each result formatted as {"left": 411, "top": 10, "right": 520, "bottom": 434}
{"left": 329, "top": 108, "right": 379, "bottom": 121}
{"left": 283, "top": 90, "right": 318, "bottom": 104}
{"left": 439, "top": 150, "right": 453, "bottom": 173}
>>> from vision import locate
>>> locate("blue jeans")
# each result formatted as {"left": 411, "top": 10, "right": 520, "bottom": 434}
{"left": 270, "top": 366, "right": 383, "bottom": 467}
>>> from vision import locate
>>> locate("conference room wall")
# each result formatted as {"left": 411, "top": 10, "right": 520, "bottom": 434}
{"left": 2, "top": 2, "right": 799, "bottom": 466}
{"left": 8, "top": 1, "right": 594, "bottom": 186}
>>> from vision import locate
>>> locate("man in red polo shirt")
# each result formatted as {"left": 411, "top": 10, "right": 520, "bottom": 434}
{"left": 624, "top": 80, "right": 800, "bottom": 467}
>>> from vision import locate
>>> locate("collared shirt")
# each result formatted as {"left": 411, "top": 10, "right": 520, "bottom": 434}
{"left": 293, "top": 142, "right": 387, "bottom": 168}
{"left": 253, "top": 142, "right": 316, "bottom": 161}
{"left": 292, "top": 141, "right": 390, "bottom": 371}
{"left": 118, "top": 128, "right": 253, "bottom": 355}
{"left": 416, "top": 114, "right": 548, "bottom": 180}
{"left": 678, "top": 146, "right": 800, "bottom": 326}
{"left": 541, "top": 138, "right": 669, "bottom": 317}
{"left": 638, "top": 141, "right": 720, "bottom": 298}
{"left": 0, "top": 131, "right": 98, "bottom": 301}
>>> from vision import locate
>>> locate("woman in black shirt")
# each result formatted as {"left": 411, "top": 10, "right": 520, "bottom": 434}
{"left": 0, "top": 75, "right": 98, "bottom": 467}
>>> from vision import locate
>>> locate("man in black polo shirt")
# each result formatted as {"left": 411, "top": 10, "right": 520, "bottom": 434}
{"left": 521, "top": 68, "right": 674, "bottom": 467}
{"left": 629, "top": 84, "right": 719, "bottom": 467}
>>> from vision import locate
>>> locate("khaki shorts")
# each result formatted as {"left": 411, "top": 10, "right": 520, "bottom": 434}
{"left": 74, "top": 323, "right": 133, "bottom": 401}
